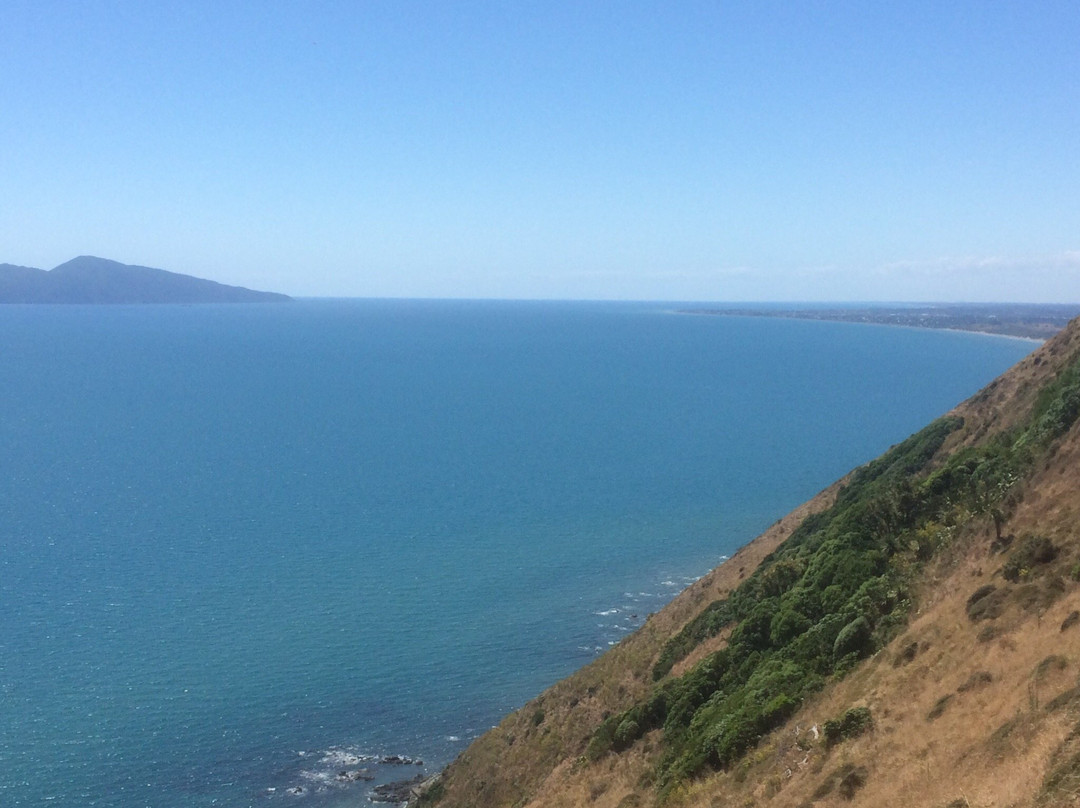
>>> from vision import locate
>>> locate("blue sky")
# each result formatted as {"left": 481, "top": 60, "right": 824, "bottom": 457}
{"left": 2, "top": 1, "right": 1078, "bottom": 301}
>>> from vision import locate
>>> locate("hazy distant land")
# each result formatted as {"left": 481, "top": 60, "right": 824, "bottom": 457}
{"left": 0, "top": 256, "right": 291, "bottom": 304}
{"left": 679, "top": 303, "right": 1080, "bottom": 340}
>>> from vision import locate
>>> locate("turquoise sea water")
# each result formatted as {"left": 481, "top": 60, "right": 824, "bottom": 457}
{"left": 0, "top": 300, "right": 1034, "bottom": 807}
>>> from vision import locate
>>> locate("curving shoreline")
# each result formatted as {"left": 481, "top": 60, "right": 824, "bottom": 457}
{"left": 676, "top": 302, "right": 1079, "bottom": 340}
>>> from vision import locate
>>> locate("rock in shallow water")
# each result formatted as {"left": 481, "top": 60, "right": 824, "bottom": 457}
{"left": 380, "top": 754, "right": 423, "bottom": 765}
{"left": 371, "top": 774, "right": 425, "bottom": 803}
{"left": 336, "top": 768, "right": 374, "bottom": 782}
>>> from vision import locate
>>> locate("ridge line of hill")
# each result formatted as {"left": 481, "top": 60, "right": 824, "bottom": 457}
{"left": 0, "top": 256, "right": 290, "bottom": 303}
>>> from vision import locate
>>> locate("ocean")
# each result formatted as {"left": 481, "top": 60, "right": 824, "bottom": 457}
{"left": 0, "top": 300, "right": 1034, "bottom": 807}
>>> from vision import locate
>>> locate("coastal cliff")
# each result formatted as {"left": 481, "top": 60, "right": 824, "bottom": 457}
{"left": 418, "top": 315, "right": 1080, "bottom": 808}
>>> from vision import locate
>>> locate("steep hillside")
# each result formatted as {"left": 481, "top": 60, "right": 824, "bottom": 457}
{"left": 418, "top": 316, "right": 1080, "bottom": 808}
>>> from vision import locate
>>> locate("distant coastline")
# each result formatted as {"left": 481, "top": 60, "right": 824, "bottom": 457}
{"left": 676, "top": 303, "right": 1080, "bottom": 340}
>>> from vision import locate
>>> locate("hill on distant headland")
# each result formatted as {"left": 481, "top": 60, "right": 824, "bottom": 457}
{"left": 0, "top": 256, "right": 291, "bottom": 303}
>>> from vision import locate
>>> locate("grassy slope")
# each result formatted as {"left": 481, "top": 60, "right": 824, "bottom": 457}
{"left": 426, "top": 318, "right": 1080, "bottom": 808}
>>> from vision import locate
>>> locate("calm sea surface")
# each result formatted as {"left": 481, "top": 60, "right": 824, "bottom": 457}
{"left": 0, "top": 300, "right": 1034, "bottom": 807}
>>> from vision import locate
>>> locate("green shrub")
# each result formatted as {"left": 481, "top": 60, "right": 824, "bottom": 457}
{"left": 833, "top": 616, "right": 872, "bottom": 660}
{"left": 892, "top": 640, "right": 918, "bottom": 667}
{"left": 757, "top": 557, "right": 805, "bottom": 598}
{"left": 927, "top": 694, "right": 953, "bottom": 720}
{"left": 730, "top": 597, "right": 781, "bottom": 652}
{"left": 821, "top": 719, "right": 842, "bottom": 746}
{"left": 1034, "top": 654, "right": 1068, "bottom": 681}
{"left": 1025, "top": 360, "right": 1080, "bottom": 446}
{"left": 652, "top": 599, "right": 731, "bottom": 680}
{"left": 1002, "top": 535, "right": 1058, "bottom": 582}
{"left": 823, "top": 706, "right": 873, "bottom": 748}
{"left": 585, "top": 714, "right": 619, "bottom": 761}
{"left": 761, "top": 693, "right": 798, "bottom": 727}
{"left": 966, "top": 585, "right": 1006, "bottom": 621}
{"left": 613, "top": 717, "right": 641, "bottom": 751}
{"left": 769, "top": 607, "right": 813, "bottom": 646}
{"left": 785, "top": 613, "right": 848, "bottom": 675}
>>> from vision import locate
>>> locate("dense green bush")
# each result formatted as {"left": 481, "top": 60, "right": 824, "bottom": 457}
{"left": 1025, "top": 360, "right": 1080, "bottom": 446}
{"left": 769, "top": 606, "right": 812, "bottom": 646}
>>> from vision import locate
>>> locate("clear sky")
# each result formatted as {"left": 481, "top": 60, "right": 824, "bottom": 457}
{"left": 2, "top": 1, "right": 1078, "bottom": 301}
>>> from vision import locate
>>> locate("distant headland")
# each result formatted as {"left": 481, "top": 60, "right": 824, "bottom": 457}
{"left": 0, "top": 256, "right": 291, "bottom": 304}
{"left": 678, "top": 303, "right": 1080, "bottom": 340}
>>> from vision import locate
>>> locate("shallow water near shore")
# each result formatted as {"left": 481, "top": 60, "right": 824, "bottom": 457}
{"left": 0, "top": 299, "right": 1034, "bottom": 807}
